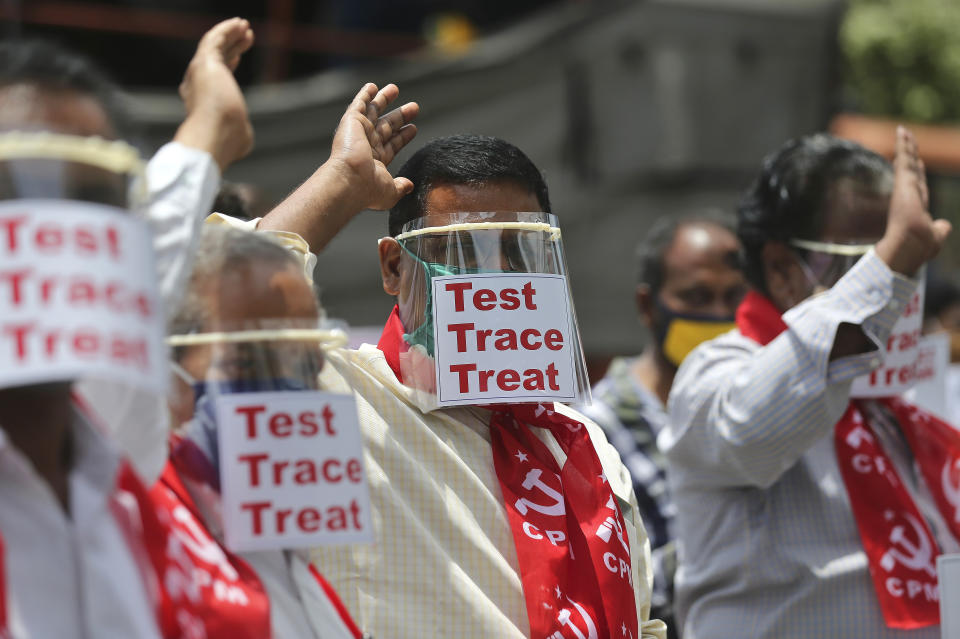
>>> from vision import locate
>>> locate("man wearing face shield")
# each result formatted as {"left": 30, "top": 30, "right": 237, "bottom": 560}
{"left": 302, "top": 135, "right": 665, "bottom": 639}
{"left": 154, "top": 225, "right": 364, "bottom": 639}
{"left": 577, "top": 212, "right": 746, "bottom": 639}
{"left": 0, "top": 20, "right": 254, "bottom": 638}
{"left": 662, "top": 130, "right": 955, "bottom": 638}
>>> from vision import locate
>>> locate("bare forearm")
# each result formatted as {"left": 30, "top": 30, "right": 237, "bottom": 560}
{"left": 257, "top": 161, "right": 367, "bottom": 251}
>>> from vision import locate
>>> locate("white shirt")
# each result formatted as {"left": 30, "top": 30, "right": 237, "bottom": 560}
{"left": 0, "top": 413, "right": 161, "bottom": 639}
{"left": 76, "top": 142, "right": 220, "bottom": 483}
{"left": 311, "top": 344, "right": 666, "bottom": 639}
{"left": 661, "top": 250, "right": 938, "bottom": 639}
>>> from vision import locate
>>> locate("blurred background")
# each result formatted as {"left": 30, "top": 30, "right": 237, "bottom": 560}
{"left": 6, "top": 0, "right": 960, "bottom": 378}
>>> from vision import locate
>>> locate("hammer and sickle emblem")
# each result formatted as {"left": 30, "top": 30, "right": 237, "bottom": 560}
{"left": 879, "top": 512, "right": 937, "bottom": 577}
{"left": 515, "top": 468, "right": 566, "bottom": 517}
{"left": 556, "top": 597, "right": 599, "bottom": 639}
{"left": 941, "top": 458, "right": 960, "bottom": 524}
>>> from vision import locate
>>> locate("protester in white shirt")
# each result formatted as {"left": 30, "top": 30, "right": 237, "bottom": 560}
{"left": 662, "top": 130, "right": 953, "bottom": 638}
{"left": 0, "top": 19, "right": 255, "bottom": 637}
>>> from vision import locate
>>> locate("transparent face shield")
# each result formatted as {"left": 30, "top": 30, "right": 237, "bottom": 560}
{"left": 789, "top": 238, "right": 875, "bottom": 291}
{"left": 0, "top": 131, "right": 167, "bottom": 402}
{"left": 167, "top": 320, "right": 373, "bottom": 551}
{"left": 391, "top": 211, "right": 591, "bottom": 409}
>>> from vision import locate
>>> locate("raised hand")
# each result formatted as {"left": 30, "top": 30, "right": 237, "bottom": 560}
{"left": 326, "top": 83, "right": 420, "bottom": 211}
{"left": 174, "top": 17, "right": 255, "bottom": 172}
{"left": 875, "top": 126, "right": 951, "bottom": 276}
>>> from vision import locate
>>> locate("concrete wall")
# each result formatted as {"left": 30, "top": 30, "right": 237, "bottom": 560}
{"left": 130, "top": 0, "right": 840, "bottom": 358}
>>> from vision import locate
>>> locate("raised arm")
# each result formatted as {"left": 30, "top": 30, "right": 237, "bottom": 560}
{"left": 662, "top": 128, "right": 949, "bottom": 489}
{"left": 256, "top": 83, "right": 419, "bottom": 250}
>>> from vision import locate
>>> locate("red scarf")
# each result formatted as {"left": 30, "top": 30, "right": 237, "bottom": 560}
{"left": 378, "top": 305, "right": 639, "bottom": 639}
{"left": 737, "top": 291, "right": 960, "bottom": 629}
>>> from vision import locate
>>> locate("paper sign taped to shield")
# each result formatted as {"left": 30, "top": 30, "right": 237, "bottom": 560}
{"left": 217, "top": 391, "right": 374, "bottom": 552}
{"left": 0, "top": 200, "right": 165, "bottom": 393}
{"left": 431, "top": 272, "right": 578, "bottom": 406}
{"left": 851, "top": 281, "right": 925, "bottom": 398}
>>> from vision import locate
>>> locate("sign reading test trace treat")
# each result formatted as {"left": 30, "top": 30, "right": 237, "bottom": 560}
{"left": 432, "top": 272, "right": 578, "bottom": 406}
{"left": 0, "top": 200, "right": 165, "bottom": 393}
{"left": 851, "top": 280, "right": 925, "bottom": 398}
{"left": 217, "top": 391, "right": 373, "bottom": 552}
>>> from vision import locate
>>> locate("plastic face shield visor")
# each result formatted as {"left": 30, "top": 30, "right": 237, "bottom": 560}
{"left": 393, "top": 211, "right": 591, "bottom": 409}
{"left": 0, "top": 132, "right": 164, "bottom": 394}
{"left": 789, "top": 238, "right": 875, "bottom": 290}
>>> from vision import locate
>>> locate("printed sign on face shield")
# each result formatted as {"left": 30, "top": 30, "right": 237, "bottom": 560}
{"left": 850, "top": 278, "right": 926, "bottom": 398}
{"left": 431, "top": 272, "right": 578, "bottom": 406}
{"left": 216, "top": 390, "right": 374, "bottom": 552}
{"left": 0, "top": 200, "right": 165, "bottom": 393}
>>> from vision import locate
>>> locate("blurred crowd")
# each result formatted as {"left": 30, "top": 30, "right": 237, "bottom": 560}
{"left": 1, "top": 15, "right": 959, "bottom": 639}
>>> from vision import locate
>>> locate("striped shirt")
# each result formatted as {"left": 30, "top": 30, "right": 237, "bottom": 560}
{"left": 660, "top": 250, "right": 942, "bottom": 639}
{"left": 311, "top": 343, "right": 667, "bottom": 639}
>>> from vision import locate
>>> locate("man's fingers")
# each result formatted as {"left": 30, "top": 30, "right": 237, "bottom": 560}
{"left": 394, "top": 177, "right": 414, "bottom": 197}
{"left": 223, "top": 26, "right": 254, "bottom": 65}
{"left": 917, "top": 158, "right": 930, "bottom": 209}
{"left": 933, "top": 219, "right": 952, "bottom": 246}
{"left": 375, "top": 102, "right": 419, "bottom": 140}
{"left": 366, "top": 84, "right": 399, "bottom": 123}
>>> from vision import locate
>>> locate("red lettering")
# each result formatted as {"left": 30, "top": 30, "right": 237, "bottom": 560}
{"left": 299, "top": 410, "right": 318, "bottom": 436}
{"left": 350, "top": 499, "right": 362, "bottom": 530}
{"left": 321, "top": 404, "right": 336, "bottom": 436}
{"left": 0, "top": 216, "right": 27, "bottom": 252}
{"left": 272, "top": 459, "right": 289, "bottom": 485}
{"left": 480, "top": 368, "right": 495, "bottom": 392}
{"left": 238, "top": 453, "right": 269, "bottom": 486}
{"left": 241, "top": 501, "right": 271, "bottom": 536}
{"left": 473, "top": 288, "right": 496, "bottom": 311}
{"left": 105, "top": 226, "right": 121, "bottom": 260}
{"left": 294, "top": 459, "right": 318, "bottom": 484}
{"left": 236, "top": 405, "right": 267, "bottom": 439}
{"left": 34, "top": 225, "right": 62, "bottom": 252}
{"left": 500, "top": 288, "right": 520, "bottom": 310}
{"left": 494, "top": 329, "right": 517, "bottom": 351}
{"left": 450, "top": 363, "right": 477, "bottom": 393}
{"left": 522, "top": 368, "right": 546, "bottom": 391}
{"left": 346, "top": 458, "right": 362, "bottom": 483}
{"left": 498, "top": 368, "right": 520, "bottom": 391}
{"left": 275, "top": 508, "right": 293, "bottom": 533}
{"left": 448, "top": 322, "right": 474, "bottom": 352}
{"left": 3, "top": 323, "right": 32, "bottom": 360}
{"left": 520, "top": 328, "right": 541, "bottom": 350}
{"left": 73, "top": 330, "right": 99, "bottom": 357}
{"left": 322, "top": 459, "right": 343, "bottom": 483}
{"left": 0, "top": 269, "right": 31, "bottom": 305}
{"left": 521, "top": 282, "right": 537, "bottom": 310}
{"left": 298, "top": 507, "right": 321, "bottom": 532}
{"left": 544, "top": 329, "right": 563, "bottom": 350}
{"left": 546, "top": 362, "right": 560, "bottom": 390}
{"left": 476, "top": 328, "right": 493, "bottom": 351}
{"left": 445, "top": 282, "right": 473, "bottom": 312}
{"left": 269, "top": 411, "right": 293, "bottom": 437}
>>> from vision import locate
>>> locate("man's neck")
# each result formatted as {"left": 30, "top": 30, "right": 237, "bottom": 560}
{"left": 631, "top": 348, "right": 675, "bottom": 407}
{"left": 0, "top": 384, "right": 74, "bottom": 511}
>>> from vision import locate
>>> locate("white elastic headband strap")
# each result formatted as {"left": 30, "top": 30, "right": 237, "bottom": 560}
{"left": 788, "top": 239, "right": 873, "bottom": 256}
{"left": 395, "top": 221, "right": 562, "bottom": 242}
{"left": 167, "top": 328, "right": 348, "bottom": 349}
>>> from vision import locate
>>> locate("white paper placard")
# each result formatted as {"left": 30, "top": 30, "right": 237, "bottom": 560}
{"left": 0, "top": 199, "right": 165, "bottom": 393}
{"left": 851, "top": 282, "right": 925, "bottom": 398}
{"left": 939, "top": 554, "right": 960, "bottom": 638}
{"left": 217, "top": 391, "right": 374, "bottom": 552}
{"left": 431, "top": 273, "right": 577, "bottom": 406}
{"left": 904, "top": 333, "right": 950, "bottom": 420}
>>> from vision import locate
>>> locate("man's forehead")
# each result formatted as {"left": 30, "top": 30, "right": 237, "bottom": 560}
{"left": 819, "top": 178, "right": 890, "bottom": 243}
{"left": 422, "top": 181, "right": 542, "bottom": 224}
{"left": 663, "top": 223, "right": 740, "bottom": 279}
{"left": 0, "top": 84, "right": 115, "bottom": 138}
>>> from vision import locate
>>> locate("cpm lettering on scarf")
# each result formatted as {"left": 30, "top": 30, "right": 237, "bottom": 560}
{"left": 431, "top": 273, "right": 578, "bottom": 406}
{"left": 216, "top": 391, "right": 374, "bottom": 552}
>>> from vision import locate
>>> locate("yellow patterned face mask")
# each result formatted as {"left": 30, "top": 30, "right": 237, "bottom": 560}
{"left": 655, "top": 299, "right": 736, "bottom": 367}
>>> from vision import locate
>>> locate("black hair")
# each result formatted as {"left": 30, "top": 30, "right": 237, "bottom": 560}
{"left": 636, "top": 210, "right": 739, "bottom": 296}
{"left": 388, "top": 134, "right": 551, "bottom": 237}
{"left": 0, "top": 39, "right": 129, "bottom": 137}
{"left": 737, "top": 133, "right": 892, "bottom": 292}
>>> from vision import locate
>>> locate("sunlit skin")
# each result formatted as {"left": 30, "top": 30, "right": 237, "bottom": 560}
{"left": 634, "top": 222, "right": 746, "bottom": 405}
{"left": 168, "top": 261, "right": 320, "bottom": 431}
{"left": 377, "top": 181, "right": 541, "bottom": 333}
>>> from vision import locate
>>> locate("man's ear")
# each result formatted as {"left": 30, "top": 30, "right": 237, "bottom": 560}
{"left": 635, "top": 283, "right": 655, "bottom": 329}
{"left": 378, "top": 237, "right": 403, "bottom": 296}
{"left": 761, "top": 241, "right": 807, "bottom": 312}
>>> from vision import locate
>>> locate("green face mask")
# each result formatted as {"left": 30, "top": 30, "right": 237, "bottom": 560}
{"left": 399, "top": 243, "right": 499, "bottom": 357}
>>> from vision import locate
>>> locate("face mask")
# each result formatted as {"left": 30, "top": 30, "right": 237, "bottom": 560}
{"left": 654, "top": 297, "right": 736, "bottom": 367}
{"left": 399, "top": 242, "right": 500, "bottom": 357}
{"left": 172, "top": 376, "right": 311, "bottom": 491}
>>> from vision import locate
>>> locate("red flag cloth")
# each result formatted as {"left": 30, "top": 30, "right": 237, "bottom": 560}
{"left": 378, "top": 305, "right": 639, "bottom": 639}
{"left": 737, "top": 290, "right": 960, "bottom": 629}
